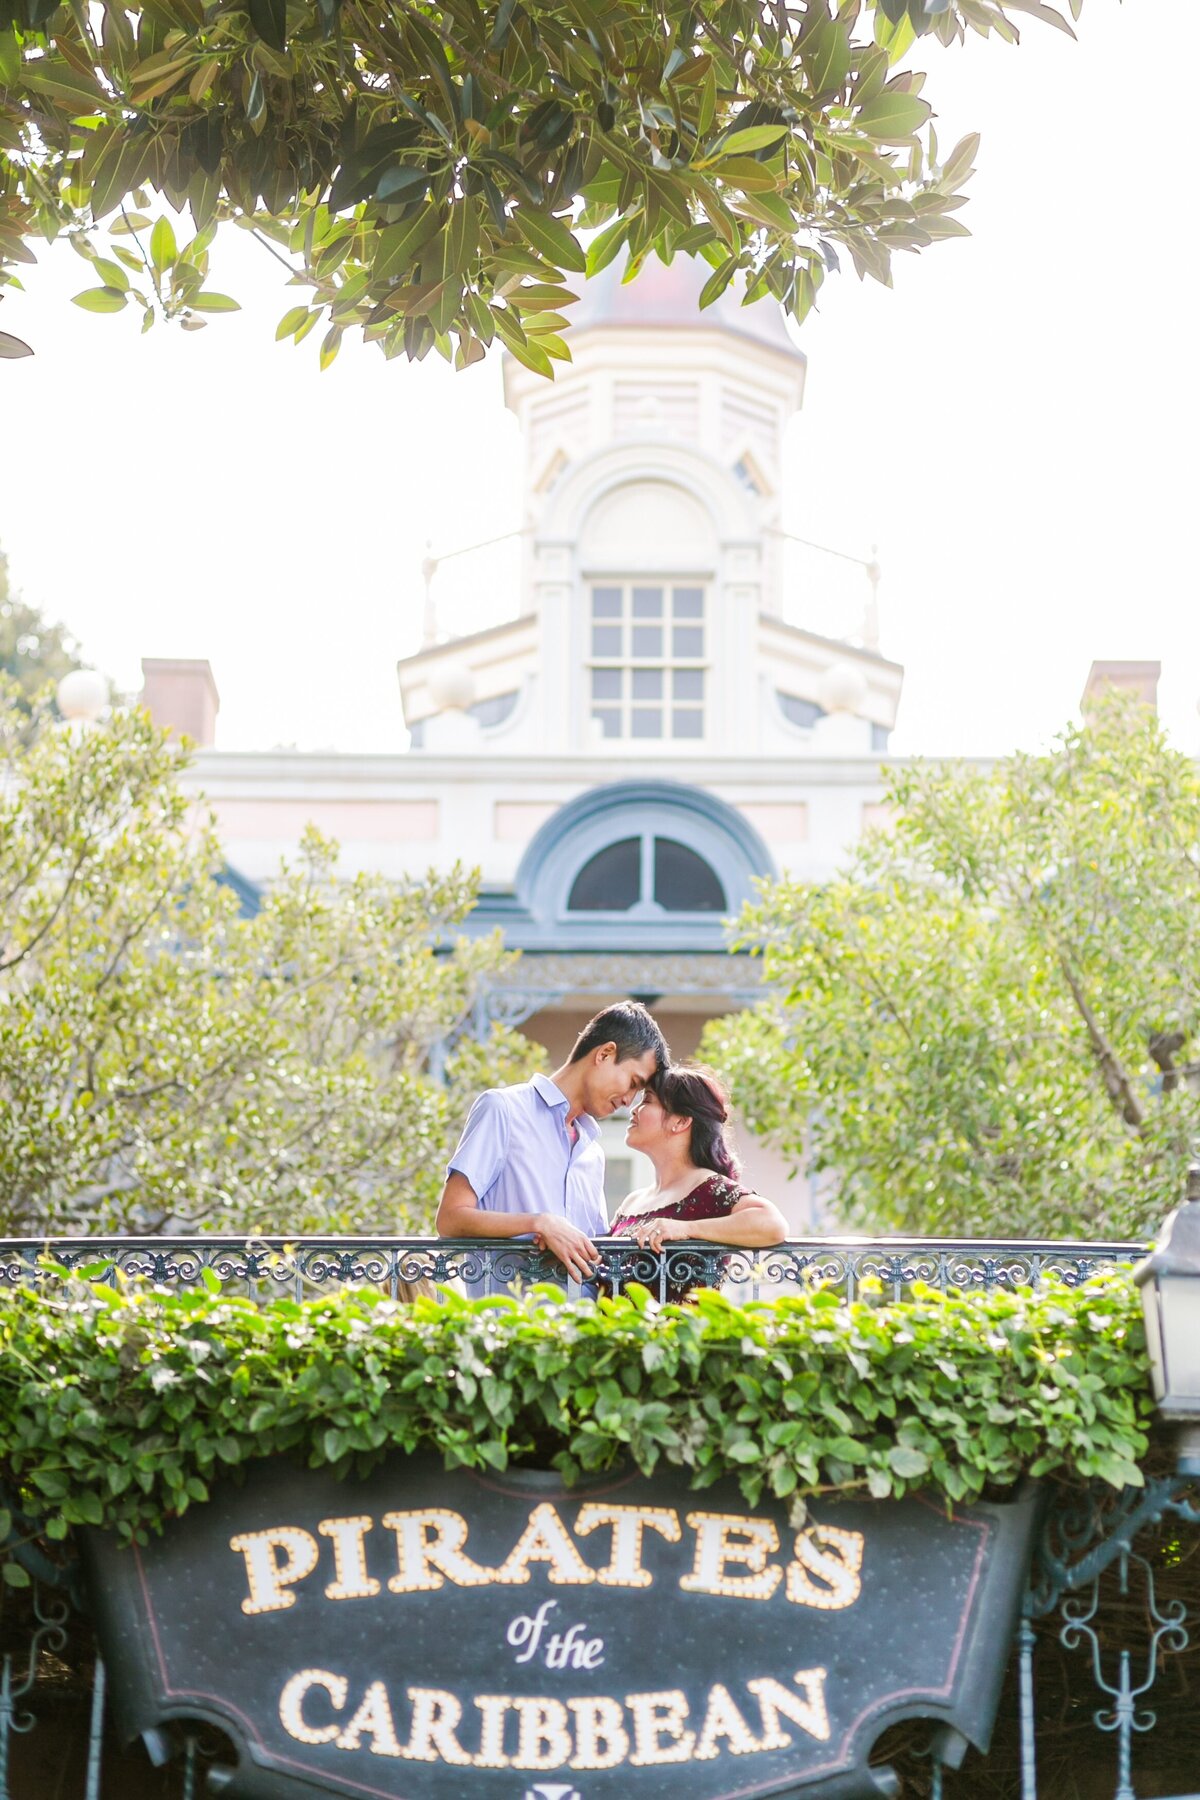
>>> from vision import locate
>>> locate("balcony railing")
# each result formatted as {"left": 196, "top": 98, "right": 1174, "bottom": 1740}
{"left": 0, "top": 1231, "right": 1149, "bottom": 1304}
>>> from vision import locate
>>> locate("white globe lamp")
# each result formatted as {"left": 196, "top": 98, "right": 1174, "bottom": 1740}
{"left": 816, "top": 660, "right": 869, "bottom": 718}
{"left": 427, "top": 662, "right": 477, "bottom": 714}
{"left": 55, "top": 668, "right": 108, "bottom": 722}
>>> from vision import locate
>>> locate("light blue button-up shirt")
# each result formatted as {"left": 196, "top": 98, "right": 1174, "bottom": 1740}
{"left": 447, "top": 1072, "right": 608, "bottom": 1239}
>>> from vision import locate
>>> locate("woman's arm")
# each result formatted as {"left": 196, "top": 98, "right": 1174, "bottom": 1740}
{"left": 630, "top": 1194, "right": 788, "bottom": 1252}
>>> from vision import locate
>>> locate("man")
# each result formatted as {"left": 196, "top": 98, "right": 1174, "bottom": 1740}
{"left": 435, "top": 1001, "right": 669, "bottom": 1286}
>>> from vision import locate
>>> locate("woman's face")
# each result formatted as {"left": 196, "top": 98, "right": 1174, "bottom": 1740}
{"left": 626, "top": 1090, "right": 683, "bottom": 1152}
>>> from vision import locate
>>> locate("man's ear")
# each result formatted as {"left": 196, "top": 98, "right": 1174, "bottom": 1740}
{"left": 595, "top": 1041, "right": 617, "bottom": 1066}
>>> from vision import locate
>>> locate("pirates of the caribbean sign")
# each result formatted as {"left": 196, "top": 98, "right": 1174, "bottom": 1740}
{"left": 83, "top": 1454, "right": 1039, "bottom": 1799}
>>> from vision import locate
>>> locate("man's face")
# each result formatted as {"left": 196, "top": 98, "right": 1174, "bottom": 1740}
{"left": 582, "top": 1046, "right": 660, "bottom": 1119}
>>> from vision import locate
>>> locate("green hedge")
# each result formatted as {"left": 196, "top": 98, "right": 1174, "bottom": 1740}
{"left": 0, "top": 1271, "right": 1155, "bottom": 1581}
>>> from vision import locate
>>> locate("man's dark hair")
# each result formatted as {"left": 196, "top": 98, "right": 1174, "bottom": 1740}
{"left": 568, "top": 1000, "right": 669, "bottom": 1071}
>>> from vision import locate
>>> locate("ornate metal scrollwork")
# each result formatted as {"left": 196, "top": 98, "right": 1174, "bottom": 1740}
{"left": 0, "top": 1233, "right": 1147, "bottom": 1304}
{"left": 0, "top": 1582, "right": 70, "bottom": 1800}
{"left": 1020, "top": 1476, "right": 1200, "bottom": 1800}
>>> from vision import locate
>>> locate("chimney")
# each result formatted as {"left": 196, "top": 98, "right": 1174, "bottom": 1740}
{"left": 1081, "top": 659, "right": 1160, "bottom": 718}
{"left": 140, "top": 658, "right": 220, "bottom": 747}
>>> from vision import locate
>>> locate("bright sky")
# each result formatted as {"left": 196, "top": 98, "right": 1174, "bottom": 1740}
{"left": 2, "top": 0, "right": 1196, "bottom": 757}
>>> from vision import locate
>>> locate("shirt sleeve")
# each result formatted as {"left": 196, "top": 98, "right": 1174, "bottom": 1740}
{"left": 446, "top": 1090, "right": 511, "bottom": 1205}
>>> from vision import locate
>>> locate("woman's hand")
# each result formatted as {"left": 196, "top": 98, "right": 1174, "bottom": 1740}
{"left": 632, "top": 1215, "right": 691, "bottom": 1253}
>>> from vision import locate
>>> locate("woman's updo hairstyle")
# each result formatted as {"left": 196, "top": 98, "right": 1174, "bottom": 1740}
{"left": 651, "top": 1063, "right": 739, "bottom": 1180}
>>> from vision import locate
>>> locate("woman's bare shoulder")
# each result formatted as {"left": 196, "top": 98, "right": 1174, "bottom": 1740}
{"left": 613, "top": 1185, "right": 659, "bottom": 1220}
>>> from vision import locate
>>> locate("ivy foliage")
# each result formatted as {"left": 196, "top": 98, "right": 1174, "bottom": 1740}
{"left": 0, "top": 0, "right": 1083, "bottom": 369}
{"left": 0, "top": 1268, "right": 1153, "bottom": 1584}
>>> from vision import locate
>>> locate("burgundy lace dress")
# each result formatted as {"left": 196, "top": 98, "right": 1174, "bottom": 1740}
{"left": 609, "top": 1173, "right": 747, "bottom": 1303}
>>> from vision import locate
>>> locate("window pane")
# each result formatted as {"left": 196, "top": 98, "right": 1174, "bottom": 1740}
{"left": 631, "top": 708, "right": 663, "bottom": 738}
{"left": 632, "top": 668, "right": 663, "bottom": 700}
{"left": 631, "top": 625, "right": 662, "bottom": 657}
{"left": 592, "top": 587, "right": 622, "bottom": 618}
{"left": 672, "top": 708, "right": 704, "bottom": 739}
{"left": 673, "top": 625, "right": 704, "bottom": 657}
{"left": 592, "top": 707, "right": 622, "bottom": 738}
{"left": 592, "top": 624, "right": 622, "bottom": 656}
{"left": 592, "top": 668, "right": 622, "bottom": 700}
{"left": 654, "top": 838, "right": 726, "bottom": 912}
{"left": 569, "top": 838, "right": 641, "bottom": 911}
{"left": 632, "top": 586, "right": 663, "bottom": 618}
{"left": 777, "top": 692, "right": 825, "bottom": 730}
{"left": 673, "top": 668, "right": 704, "bottom": 701}
{"left": 673, "top": 587, "right": 704, "bottom": 618}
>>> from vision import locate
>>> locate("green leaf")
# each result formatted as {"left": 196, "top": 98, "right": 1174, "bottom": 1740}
{"left": 0, "top": 28, "right": 20, "bottom": 87}
{"left": 21, "top": 60, "right": 102, "bottom": 111}
{"left": 941, "top": 132, "right": 981, "bottom": 188}
{"left": 801, "top": 19, "right": 852, "bottom": 94}
{"left": 698, "top": 256, "right": 736, "bottom": 308}
{"left": 71, "top": 287, "right": 128, "bottom": 312}
{"left": 514, "top": 208, "right": 587, "bottom": 275}
{"left": 715, "top": 124, "right": 790, "bottom": 159}
{"left": 248, "top": 0, "right": 287, "bottom": 52}
{"left": 275, "top": 304, "right": 309, "bottom": 341}
{"left": 585, "top": 215, "right": 629, "bottom": 278}
{"left": 855, "top": 92, "right": 933, "bottom": 143}
{"left": 888, "top": 1444, "right": 931, "bottom": 1478}
{"left": 188, "top": 292, "right": 241, "bottom": 312}
{"left": 92, "top": 257, "right": 129, "bottom": 292}
{"left": 2, "top": 1562, "right": 30, "bottom": 1589}
{"left": 372, "top": 205, "right": 442, "bottom": 285}
{"left": 375, "top": 164, "right": 431, "bottom": 205}
{"left": 150, "top": 216, "right": 177, "bottom": 272}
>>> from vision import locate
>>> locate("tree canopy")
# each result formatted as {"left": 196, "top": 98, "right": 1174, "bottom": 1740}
{"left": 704, "top": 696, "right": 1200, "bottom": 1242}
{"left": 0, "top": 544, "right": 81, "bottom": 710}
{"left": 0, "top": 683, "right": 538, "bottom": 1235}
{"left": 0, "top": 0, "right": 1082, "bottom": 371}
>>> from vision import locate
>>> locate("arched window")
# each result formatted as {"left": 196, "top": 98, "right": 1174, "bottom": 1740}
{"left": 654, "top": 838, "right": 725, "bottom": 912}
{"left": 567, "top": 834, "right": 726, "bottom": 915}
{"left": 495, "top": 781, "right": 774, "bottom": 951}
{"left": 568, "top": 838, "right": 640, "bottom": 911}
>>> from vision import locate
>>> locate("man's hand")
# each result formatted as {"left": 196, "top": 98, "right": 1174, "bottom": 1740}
{"left": 533, "top": 1215, "right": 600, "bottom": 1284}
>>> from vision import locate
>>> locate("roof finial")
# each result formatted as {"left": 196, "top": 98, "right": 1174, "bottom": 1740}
{"left": 863, "top": 545, "right": 881, "bottom": 653}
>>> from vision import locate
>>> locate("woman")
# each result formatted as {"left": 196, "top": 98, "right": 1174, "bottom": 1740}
{"left": 609, "top": 1064, "right": 787, "bottom": 1301}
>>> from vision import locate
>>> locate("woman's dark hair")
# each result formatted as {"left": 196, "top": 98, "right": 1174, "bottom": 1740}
{"left": 652, "top": 1063, "right": 739, "bottom": 1180}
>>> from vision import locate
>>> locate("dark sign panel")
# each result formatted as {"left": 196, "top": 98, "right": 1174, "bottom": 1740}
{"left": 84, "top": 1454, "right": 1038, "bottom": 1800}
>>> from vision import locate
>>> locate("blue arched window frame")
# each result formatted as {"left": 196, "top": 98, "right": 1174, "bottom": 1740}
{"left": 482, "top": 781, "right": 775, "bottom": 953}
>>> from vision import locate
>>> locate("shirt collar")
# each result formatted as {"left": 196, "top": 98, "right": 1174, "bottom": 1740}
{"left": 531, "top": 1073, "right": 600, "bottom": 1141}
{"left": 532, "top": 1072, "right": 569, "bottom": 1110}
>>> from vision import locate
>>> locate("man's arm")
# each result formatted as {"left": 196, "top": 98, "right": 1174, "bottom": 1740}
{"left": 436, "top": 1172, "right": 541, "bottom": 1238}
{"left": 436, "top": 1173, "right": 600, "bottom": 1284}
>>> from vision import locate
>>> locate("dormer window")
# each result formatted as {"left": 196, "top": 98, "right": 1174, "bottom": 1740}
{"left": 589, "top": 581, "right": 706, "bottom": 740}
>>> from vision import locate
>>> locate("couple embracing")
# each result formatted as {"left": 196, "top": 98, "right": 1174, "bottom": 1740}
{"left": 435, "top": 1001, "right": 786, "bottom": 1298}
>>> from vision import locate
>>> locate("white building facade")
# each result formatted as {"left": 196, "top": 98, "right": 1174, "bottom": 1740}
{"left": 160, "top": 259, "right": 907, "bottom": 1223}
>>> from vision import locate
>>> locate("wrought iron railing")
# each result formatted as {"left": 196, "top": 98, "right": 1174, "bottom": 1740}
{"left": 0, "top": 1232, "right": 1149, "bottom": 1305}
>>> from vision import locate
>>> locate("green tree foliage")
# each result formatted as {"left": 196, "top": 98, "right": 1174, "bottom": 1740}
{"left": 0, "top": 0, "right": 1081, "bottom": 372}
{"left": 0, "top": 1271, "right": 1152, "bottom": 1576}
{"left": 0, "top": 544, "right": 81, "bottom": 708}
{"left": 0, "top": 684, "right": 539, "bottom": 1235}
{"left": 706, "top": 696, "right": 1200, "bottom": 1241}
